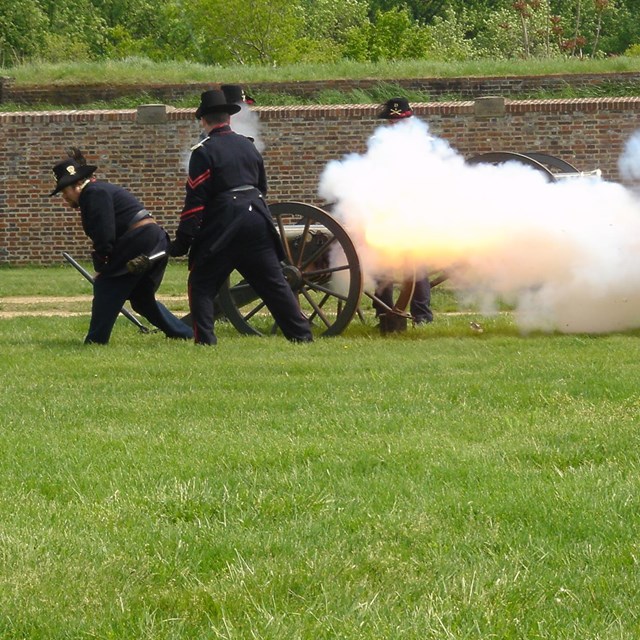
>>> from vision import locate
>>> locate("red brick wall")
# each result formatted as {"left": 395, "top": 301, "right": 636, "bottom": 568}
{"left": 1, "top": 97, "right": 639, "bottom": 265}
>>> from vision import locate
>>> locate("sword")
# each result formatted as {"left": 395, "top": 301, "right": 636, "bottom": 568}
{"left": 62, "top": 252, "right": 151, "bottom": 333}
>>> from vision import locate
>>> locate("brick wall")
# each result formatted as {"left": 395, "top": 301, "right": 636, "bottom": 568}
{"left": 1, "top": 97, "right": 640, "bottom": 265}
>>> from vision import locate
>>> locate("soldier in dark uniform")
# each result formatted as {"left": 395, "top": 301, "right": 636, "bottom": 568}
{"left": 168, "top": 89, "right": 312, "bottom": 345}
{"left": 49, "top": 149, "right": 193, "bottom": 344}
{"left": 373, "top": 97, "right": 434, "bottom": 332}
{"left": 220, "top": 84, "right": 255, "bottom": 106}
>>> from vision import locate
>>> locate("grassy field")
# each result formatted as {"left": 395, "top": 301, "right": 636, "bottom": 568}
{"left": 1, "top": 266, "right": 640, "bottom": 638}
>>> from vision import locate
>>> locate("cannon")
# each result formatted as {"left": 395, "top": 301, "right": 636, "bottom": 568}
{"left": 64, "top": 152, "right": 595, "bottom": 338}
{"left": 60, "top": 152, "right": 600, "bottom": 337}
{"left": 217, "top": 201, "right": 363, "bottom": 337}
{"left": 215, "top": 152, "right": 601, "bottom": 338}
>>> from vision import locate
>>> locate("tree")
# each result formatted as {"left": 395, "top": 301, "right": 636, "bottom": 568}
{"left": 344, "top": 6, "right": 430, "bottom": 61}
{"left": 422, "top": 7, "right": 476, "bottom": 60}
{"left": 38, "top": 0, "right": 108, "bottom": 60}
{"left": 0, "top": 0, "right": 47, "bottom": 64}
{"left": 88, "top": 0, "right": 198, "bottom": 60}
{"left": 299, "top": 0, "right": 369, "bottom": 45}
{"left": 187, "top": 0, "right": 304, "bottom": 65}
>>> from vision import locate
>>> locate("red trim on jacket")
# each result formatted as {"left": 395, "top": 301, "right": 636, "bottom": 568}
{"left": 180, "top": 205, "right": 205, "bottom": 220}
{"left": 187, "top": 169, "right": 211, "bottom": 190}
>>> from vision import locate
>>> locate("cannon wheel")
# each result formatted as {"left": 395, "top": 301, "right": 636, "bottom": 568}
{"left": 467, "top": 151, "right": 557, "bottom": 182}
{"left": 217, "top": 202, "right": 363, "bottom": 337}
{"left": 520, "top": 152, "right": 580, "bottom": 176}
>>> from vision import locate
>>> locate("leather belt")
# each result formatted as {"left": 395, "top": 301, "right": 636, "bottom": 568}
{"left": 229, "top": 185, "right": 256, "bottom": 192}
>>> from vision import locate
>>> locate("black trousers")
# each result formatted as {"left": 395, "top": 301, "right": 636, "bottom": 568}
{"left": 188, "top": 212, "right": 312, "bottom": 345}
{"left": 86, "top": 267, "right": 193, "bottom": 344}
{"left": 85, "top": 224, "right": 192, "bottom": 344}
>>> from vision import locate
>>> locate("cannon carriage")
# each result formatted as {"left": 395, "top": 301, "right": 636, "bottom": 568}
{"left": 216, "top": 151, "right": 599, "bottom": 338}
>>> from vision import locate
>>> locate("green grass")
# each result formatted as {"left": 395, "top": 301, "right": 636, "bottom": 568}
{"left": 4, "top": 56, "right": 640, "bottom": 86}
{"left": 0, "top": 262, "right": 190, "bottom": 297}
{"left": 3, "top": 58, "right": 640, "bottom": 111}
{"left": 1, "top": 267, "right": 640, "bottom": 637}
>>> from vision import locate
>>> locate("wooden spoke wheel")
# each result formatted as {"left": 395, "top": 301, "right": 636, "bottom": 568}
{"left": 467, "top": 151, "right": 557, "bottom": 182}
{"left": 519, "top": 152, "right": 580, "bottom": 176}
{"left": 217, "top": 202, "right": 363, "bottom": 337}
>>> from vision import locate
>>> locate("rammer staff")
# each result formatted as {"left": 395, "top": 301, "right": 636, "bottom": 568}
{"left": 62, "top": 252, "right": 151, "bottom": 333}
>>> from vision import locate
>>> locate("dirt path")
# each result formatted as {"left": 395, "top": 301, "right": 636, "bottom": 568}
{"left": 1, "top": 296, "right": 92, "bottom": 304}
{"left": 0, "top": 295, "right": 188, "bottom": 319}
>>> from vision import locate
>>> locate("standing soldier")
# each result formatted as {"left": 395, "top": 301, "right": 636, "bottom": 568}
{"left": 220, "top": 84, "right": 255, "bottom": 106}
{"left": 168, "top": 89, "right": 313, "bottom": 345}
{"left": 220, "top": 83, "right": 262, "bottom": 150}
{"left": 373, "top": 97, "right": 434, "bottom": 332}
{"left": 49, "top": 149, "right": 193, "bottom": 344}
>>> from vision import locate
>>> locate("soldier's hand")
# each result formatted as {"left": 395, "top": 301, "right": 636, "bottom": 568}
{"left": 168, "top": 237, "right": 190, "bottom": 257}
{"left": 127, "top": 254, "right": 151, "bottom": 274}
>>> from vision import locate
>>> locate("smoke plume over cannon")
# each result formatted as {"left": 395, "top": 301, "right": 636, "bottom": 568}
{"left": 319, "top": 117, "right": 640, "bottom": 334}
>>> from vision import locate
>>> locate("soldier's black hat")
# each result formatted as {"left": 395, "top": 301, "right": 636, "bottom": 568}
{"left": 221, "top": 84, "right": 256, "bottom": 106}
{"left": 49, "top": 156, "right": 97, "bottom": 196}
{"left": 195, "top": 89, "right": 241, "bottom": 119}
{"left": 378, "top": 97, "right": 413, "bottom": 120}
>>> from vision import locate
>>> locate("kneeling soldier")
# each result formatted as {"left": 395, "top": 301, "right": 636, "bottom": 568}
{"left": 49, "top": 148, "right": 193, "bottom": 344}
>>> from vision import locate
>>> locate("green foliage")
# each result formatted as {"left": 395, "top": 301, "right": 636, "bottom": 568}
{"left": 422, "top": 7, "right": 477, "bottom": 61}
{"left": 0, "top": 0, "right": 47, "bottom": 65}
{"left": 344, "top": 6, "right": 431, "bottom": 61}
{"left": 370, "top": 7, "right": 430, "bottom": 60}
{"left": 586, "top": 0, "right": 633, "bottom": 56}
{"left": 290, "top": 0, "right": 372, "bottom": 62}
{"left": 38, "top": 0, "right": 108, "bottom": 60}
{"left": 187, "top": 0, "right": 305, "bottom": 65}
{"left": 624, "top": 42, "right": 640, "bottom": 55}
{"left": 369, "top": 0, "right": 451, "bottom": 22}
{"left": 468, "top": 0, "right": 557, "bottom": 59}
{"left": 1, "top": 0, "right": 639, "bottom": 65}
{"left": 299, "top": 0, "right": 369, "bottom": 44}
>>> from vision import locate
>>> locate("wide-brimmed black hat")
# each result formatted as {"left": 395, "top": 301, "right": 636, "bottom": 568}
{"left": 221, "top": 84, "right": 256, "bottom": 106}
{"left": 49, "top": 157, "right": 97, "bottom": 196}
{"left": 221, "top": 84, "right": 245, "bottom": 103}
{"left": 378, "top": 97, "right": 413, "bottom": 120}
{"left": 195, "top": 89, "right": 241, "bottom": 119}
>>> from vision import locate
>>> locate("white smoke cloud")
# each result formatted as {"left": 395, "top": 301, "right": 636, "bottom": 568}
{"left": 319, "top": 117, "right": 640, "bottom": 334}
{"left": 619, "top": 130, "right": 640, "bottom": 182}
{"left": 230, "top": 103, "right": 265, "bottom": 153}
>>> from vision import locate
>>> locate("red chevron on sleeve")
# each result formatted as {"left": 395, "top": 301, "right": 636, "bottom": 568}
{"left": 187, "top": 169, "right": 211, "bottom": 190}
{"left": 180, "top": 205, "right": 204, "bottom": 220}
